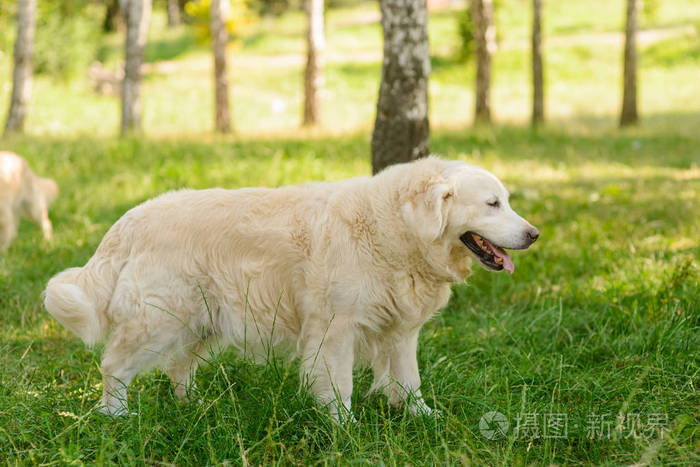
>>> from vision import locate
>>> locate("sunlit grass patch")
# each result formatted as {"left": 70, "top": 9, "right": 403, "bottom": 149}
{"left": 1, "top": 124, "right": 698, "bottom": 463}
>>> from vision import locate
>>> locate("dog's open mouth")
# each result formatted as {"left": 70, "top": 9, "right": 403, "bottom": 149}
{"left": 459, "top": 232, "right": 514, "bottom": 274}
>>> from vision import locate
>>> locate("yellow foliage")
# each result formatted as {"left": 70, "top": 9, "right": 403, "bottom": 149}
{"left": 185, "top": 0, "right": 254, "bottom": 43}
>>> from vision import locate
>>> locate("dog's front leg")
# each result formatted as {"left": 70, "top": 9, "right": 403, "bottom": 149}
{"left": 299, "top": 319, "right": 355, "bottom": 422}
{"left": 382, "top": 331, "right": 436, "bottom": 416}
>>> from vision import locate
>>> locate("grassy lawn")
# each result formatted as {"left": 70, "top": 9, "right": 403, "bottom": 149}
{"left": 0, "top": 0, "right": 699, "bottom": 464}
{"left": 1, "top": 126, "right": 697, "bottom": 464}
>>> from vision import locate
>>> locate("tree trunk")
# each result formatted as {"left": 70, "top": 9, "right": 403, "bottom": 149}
{"left": 620, "top": 0, "right": 639, "bottom": 126}
{"left": 302, "top": 0, "right": 325, "bottom": 126}
{"left": 121, "top": 0, "right": 152, "bottom": 135}
{"left": 178, "top": 0, "right": 188, "bottom": 16}
{"left": 531, "top": 0, "right": 544, "bottom": 126}
{"left": 371, "top": 0, "right": 430, "bottom": 175}
{"left": 210, "top": 0, "right": 231, "bottom": 132}
{"left": 4, "top": 0, "right": 36, "bottom": 136}
{"left": 472, "top": 0, "right": 494, "bottom": 124}
{"left": 103, "top": 0, "right": 122, "bottom": 33}
{"left": 167, "top": 0, "right": 181, "bottom": 28}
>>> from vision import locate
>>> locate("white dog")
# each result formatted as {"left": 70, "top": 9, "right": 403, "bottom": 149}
{"left": 44, "top": 157, "right": 538, "bottom": 418}
{"left": 0, "top": 151, "right": 58, "bottom": 251}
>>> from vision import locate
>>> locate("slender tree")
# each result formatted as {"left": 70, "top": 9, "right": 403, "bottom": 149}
{"left": 620, "top": 0, "right": 639, "bottom": 126}
{"left": 531, "top": 0, "right": 544, "bottom": 125}
{"left": 121, "top": 0, "right": 152, "bottom": 135}
{"left": 302, "top": 0, "right": 325, "bottom": 126}
{"left": 4, "top": 0, "right": 36, "bottom": 136}
{"left": 371, "top": 0, "right": 430, "bottom": 174}
{"left": 167, "top": 0, "right": 181, "bottom": 27}
{"left": 472, "top": 0, "right": 494, "bottom": 124}
{"left": 210, "top": 0, "right": 231, "bottom": 132}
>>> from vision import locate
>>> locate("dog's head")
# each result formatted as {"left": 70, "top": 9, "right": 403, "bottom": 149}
{"left": 37, "top": 177, "right": 59, "bottom": 205}
{"left": 398, "top": 158, "right": 538, "bottom": 278}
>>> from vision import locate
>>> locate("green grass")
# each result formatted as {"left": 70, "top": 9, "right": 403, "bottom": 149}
{"left": 0, "top": 0, "right": 699, "bottom": 464}
{"left": 1, "top": 126, "right": 698, "bottom": 464}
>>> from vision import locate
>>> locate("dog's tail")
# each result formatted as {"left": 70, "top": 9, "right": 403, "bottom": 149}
{"left": 44, "top": 224, "right": 127, "bottom": 347}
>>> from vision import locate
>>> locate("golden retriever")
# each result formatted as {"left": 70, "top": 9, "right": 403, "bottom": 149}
{"left": 44, "top": 157, "right": 538, "bottom": 419}
{"left": 0, "top": 151, "right": 58, "bottom": 250}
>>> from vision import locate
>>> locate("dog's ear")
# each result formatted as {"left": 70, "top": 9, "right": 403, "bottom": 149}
{"left": 401, "top": 177, "right": 454, "bottom": 242}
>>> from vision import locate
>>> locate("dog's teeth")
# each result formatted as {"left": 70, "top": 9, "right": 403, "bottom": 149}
{"left": 495, "top": 257, "right": 503, "bottom": 264}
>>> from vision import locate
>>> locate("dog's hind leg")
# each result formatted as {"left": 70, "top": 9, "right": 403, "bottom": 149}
{"left": 0, "top": 206, "right": 18, "bottom": 250}
{"left": 165, "top": 342, "right": 205, "bottom": 402}
{"left": 99, "top": 331, "right": 171, "bottom": 415}
{"left": 99, "top": 354, "right": 140, "bottom": 415}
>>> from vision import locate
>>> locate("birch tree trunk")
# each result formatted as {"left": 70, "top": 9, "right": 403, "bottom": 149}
{"left": 371, "top": 0, "right": 430, "bottom": 174}
{"left": 167, "top": 0, "right": 181, "bottom": 28}
{"left": 302, "top": 0, "right": 325, "bottom": 126}
{"left": 210, "top": 0, "right": 231, "bottom": 133}
{"left": 121, "top": 0, "right": 152, "bottom": 135}
{"left": 472, "top": 0, "right": 494, "bottom": 124}
{"left": 4, "top": 0, "right": 36, "bottom": 136}
{"left": 531, "top": 0, "right": 544, "bottom": 126}
{"left": 620, "top": 0, "right": 639, "bottom": 126}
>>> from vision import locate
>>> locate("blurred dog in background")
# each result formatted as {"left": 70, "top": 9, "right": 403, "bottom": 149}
{"left": 0, "top": 151, "right": 59, "bottom": 250}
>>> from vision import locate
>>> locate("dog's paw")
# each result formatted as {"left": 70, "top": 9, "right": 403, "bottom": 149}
{"left": 182, "top": 395, "right": 203, "bottom": 407}
{"left": 409, "top": 399, "right": 440, "bottom": 417}
{"left": 329, "top": 398, "right": 357, "bottom": 423}
{"left": 97, "top": 404, "right": 134, "bottom": 416}
{"left": 332, "top": 410, "right": 357, "bottom": 424}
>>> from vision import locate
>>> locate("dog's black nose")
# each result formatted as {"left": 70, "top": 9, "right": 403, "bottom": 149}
{"left": 527, "top": 227, "right": 540, "bottom": 242}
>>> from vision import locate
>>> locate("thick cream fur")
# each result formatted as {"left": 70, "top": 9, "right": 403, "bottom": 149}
{"left": 44, "top": 156, "right": 536, "bottom": 418}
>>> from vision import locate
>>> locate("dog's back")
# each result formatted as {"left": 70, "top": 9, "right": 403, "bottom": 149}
{"left": 0, "top": 152, "right": 28, "bottom": 206}
{"left": 44, "top": 183, "right": 338, "bottom": 348}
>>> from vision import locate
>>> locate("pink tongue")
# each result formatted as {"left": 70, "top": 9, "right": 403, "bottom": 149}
{"left": 482, "top": 238, "right": 515, "bottom": 274}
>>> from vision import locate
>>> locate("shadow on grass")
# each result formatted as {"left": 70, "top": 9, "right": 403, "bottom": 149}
{"left": 431, "top": 54, "right": 463, "bottom": 73}
{"left": 145, "top": 32, "right": 200, "bottom": 63}
{"left": 95, "top": 30, "right": 201, "bottom": 67}
{"left": 432, "top": 112, "right": 700, "bottom": 168}
{"left": 242, "top": 29, "right": 303, "bottom": 52}
{"left": 642, "top": 33, "right": 700, "bottom": 68}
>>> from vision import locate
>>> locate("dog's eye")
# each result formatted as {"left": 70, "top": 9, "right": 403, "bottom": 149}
{"left": 487, "top": 199, "right": 500, "bottom": 208}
